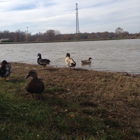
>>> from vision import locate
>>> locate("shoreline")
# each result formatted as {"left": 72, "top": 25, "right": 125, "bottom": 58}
{"left": 10, "top": 62, "right": 140, "bottom": 77}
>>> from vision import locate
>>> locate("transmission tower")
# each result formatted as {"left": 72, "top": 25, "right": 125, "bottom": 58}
{"left": 76, "top": 3, "right": 80, "bottom": 33}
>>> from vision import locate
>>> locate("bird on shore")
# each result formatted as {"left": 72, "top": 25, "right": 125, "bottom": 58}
{"left": 81, "top": 57, "right": 92, "bottom": 64}
{"left": 37, "top": 53, "right": 50, "bottom": 67}
{"left": 0, "top": 60, "right": 12, "bottom": 79}
{"left": 25, "top": 70, "right": 45, "bottom": 99}
{"left": 65, "top": 53, "right": 76, "bottom": 69}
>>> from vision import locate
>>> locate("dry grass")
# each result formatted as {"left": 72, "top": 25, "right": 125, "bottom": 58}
{"left": 1, "top": 62, "right": 140, "bottom": 139}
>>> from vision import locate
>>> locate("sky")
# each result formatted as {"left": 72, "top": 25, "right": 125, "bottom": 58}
{"left": 0, "top": 0, "right": 140, "bottom": 35}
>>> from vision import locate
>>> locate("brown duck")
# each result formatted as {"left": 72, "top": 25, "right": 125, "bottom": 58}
{"left": 81, "top": 57, "right": 92, "bottom": 64}
{"left": 25, "top": 70, "right": 45, "bottom": 98}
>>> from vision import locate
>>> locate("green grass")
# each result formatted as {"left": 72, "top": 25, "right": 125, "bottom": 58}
{"left": 0, "top": 89, "right": 105, "bottom": 140}
{"left": 0, "top": 63, "right": 140, "bottom": 140}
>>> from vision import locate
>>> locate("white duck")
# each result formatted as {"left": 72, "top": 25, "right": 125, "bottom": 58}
{"left": 65, "top": 53, "right": 76, "bottom": 68}
{"left": 81, "top": 57, "right": 92, "bottom": 64}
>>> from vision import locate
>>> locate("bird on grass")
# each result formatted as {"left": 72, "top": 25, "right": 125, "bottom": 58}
{"left": 0, "top": 60, "right": 12, "bottom": 80}
{"left": 25, "top": 70, "right": 45, "bottom": 99}
{"left": 37, "top": 53, "right": 50, "bottom": 67}
{"left": 65, "top": 53, "right": 76, "bottom": 69}
{"left": 81, "top": 57, "right": 92, "bottom": 64}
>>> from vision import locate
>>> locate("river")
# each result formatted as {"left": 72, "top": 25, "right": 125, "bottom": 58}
{"left": 0, "top": 39, "right": 140, "bottom": 74}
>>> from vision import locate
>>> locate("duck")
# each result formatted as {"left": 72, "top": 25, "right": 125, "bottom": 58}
{"left": 65, "top": 53, "right": 76, "bottom": 68}
{"left": 0, "top": 60, "right": 12, "bottom": 79}
{"left": 25, "top": 70, "right": 45, "bottom": 98}
{"left": 81, "top": 57, "right": 92, "bottom": 64}
{"left": 37, "top": 53, "right": 50, "bottom": 67}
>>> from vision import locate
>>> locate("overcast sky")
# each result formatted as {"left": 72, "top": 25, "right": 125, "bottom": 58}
{"left": 0, "top": 0, "right": 140, "bottom": 35}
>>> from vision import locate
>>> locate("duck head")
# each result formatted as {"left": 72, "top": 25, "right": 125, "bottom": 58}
{"left": 88, "top": 57, "right": 92, "bottom": 60}
{"left": 66, "top": 53, "right": 70, "bottom": 57}
{"left": 2, "top": 60, "right": 8, "bottom": 65}
{"left": 25, "top": 70, "right": 38, "bottom": 79}
{"left": 37, "top": 53, "right": 42, "bottom": 58}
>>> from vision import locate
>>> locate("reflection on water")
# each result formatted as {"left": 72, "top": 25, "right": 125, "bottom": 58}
{"left": 81, "top": 63, "right": 91, "bottom": 70}
{"left": 0, "top": 39, "right": 140, "bottom": 74}
{"left": 81, "top": 63, "right": 91, "bottom": 66}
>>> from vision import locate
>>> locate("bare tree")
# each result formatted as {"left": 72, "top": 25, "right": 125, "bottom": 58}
{"left": 46, "top": 29, "right": 55, "bottom": 41}
{"left": 115, "top": 27, "right": 123, "bottom": 34}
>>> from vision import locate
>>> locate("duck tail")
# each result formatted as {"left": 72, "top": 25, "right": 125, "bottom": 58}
{"left": 71, "top": 63, "right": 76, "bottom": 67}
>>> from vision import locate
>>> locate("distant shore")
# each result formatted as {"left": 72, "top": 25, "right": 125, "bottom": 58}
{"left": 0, "top": 38, "right": 139, "bottom": 44}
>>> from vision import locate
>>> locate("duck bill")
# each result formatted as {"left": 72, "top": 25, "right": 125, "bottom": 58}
{"left": 25, "top": 74, "right": 30, "bottom": 79}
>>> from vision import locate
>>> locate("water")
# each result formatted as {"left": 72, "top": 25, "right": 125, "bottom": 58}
{"left": 0, "top": 39, "right": 140, "bottom": 74}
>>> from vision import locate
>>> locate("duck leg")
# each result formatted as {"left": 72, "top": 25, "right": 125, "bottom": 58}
{"left": 31, "top": 93, "right": 34, "bottom": 98}
{"left": 2, "top": 77, "right": 9, "bottom": 81}
{"left": 39, "top": 93, "right": 44, "bottom": 100}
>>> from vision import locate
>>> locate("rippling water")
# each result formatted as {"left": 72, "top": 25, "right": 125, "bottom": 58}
{"left": 0, "top": 39, "right": 140, "bottom": 74}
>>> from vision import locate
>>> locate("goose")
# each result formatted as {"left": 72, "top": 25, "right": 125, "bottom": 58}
{"left": 25, "top": 70, "right": 45, "bottom": 98}
{"left": 37, "top": 53, "right": 50, "bottom": 67}
{"left": 65, "top": 53, "right": 76, "bottom": 68}
{"left": 81, "top": 57, "right": 92, "bottom": 64}
{"left": 0, "top": 60, "right": 12, "bottom": 79}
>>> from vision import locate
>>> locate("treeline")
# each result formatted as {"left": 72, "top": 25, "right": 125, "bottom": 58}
{"left": 0, "top": 27, "right": 140, "bottom": 42}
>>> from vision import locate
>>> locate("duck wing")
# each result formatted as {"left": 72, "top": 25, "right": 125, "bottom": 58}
{"left": 5, "top": 63, "right": 12, "bottom": 72}
{"left": 38, "top": 58, "right": 50, "bottom": 65}
{"left": 68, "top": 58, "right": 76, "bottom": 67}
{"left": 81, "top": 60, "right": 91, "bottom": 64}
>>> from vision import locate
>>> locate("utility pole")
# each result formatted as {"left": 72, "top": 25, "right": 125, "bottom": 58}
{"left": 27, "top": 27, "right": 28, "bottom": 34}
{"left": 76, "top": 3, "right": 80, "bottom": 34}
{"left": 26, "top": 27, "right": 28, "bottom": 41}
